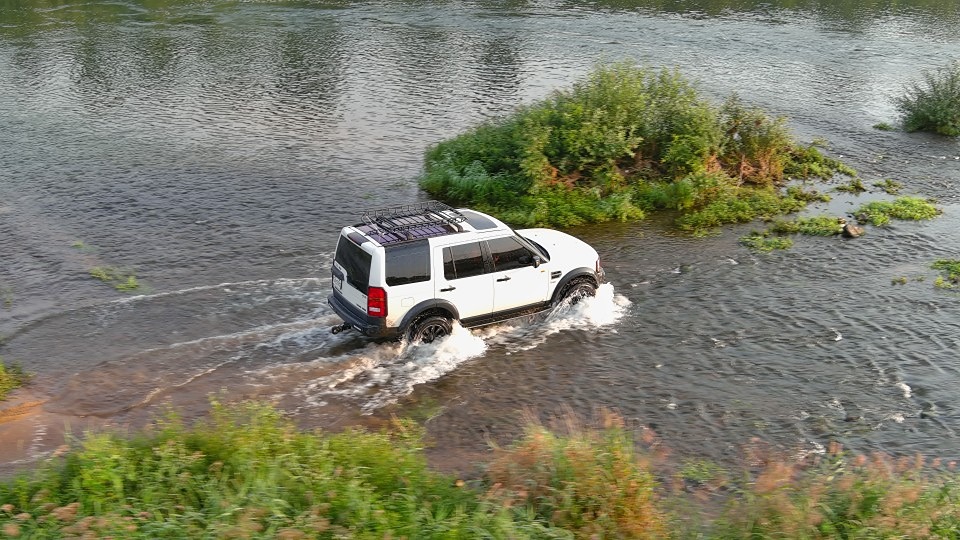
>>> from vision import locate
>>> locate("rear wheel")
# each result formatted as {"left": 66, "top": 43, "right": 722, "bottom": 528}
{"left": 559, "top": 278, "right": 597, "bottom": 305}
{"left": 408, "top": 315, "right": 453, "bottom": 344}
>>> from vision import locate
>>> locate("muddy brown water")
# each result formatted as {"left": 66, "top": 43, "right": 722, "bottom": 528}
{"left": 2, "top": 0, "right": 960, "bottom": 472}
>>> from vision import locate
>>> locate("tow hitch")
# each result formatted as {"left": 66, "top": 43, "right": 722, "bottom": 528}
{"left": 331, "top": 322, "right": 353, "bottom": 335}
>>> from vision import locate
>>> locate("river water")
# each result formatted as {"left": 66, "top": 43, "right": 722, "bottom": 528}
{"left": 1, "top": 0, "right": 960, "bottom": 470}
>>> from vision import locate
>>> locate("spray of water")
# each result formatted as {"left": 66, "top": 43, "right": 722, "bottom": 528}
{"left": 266, "top": 282, "right": 631, "bottom": 413}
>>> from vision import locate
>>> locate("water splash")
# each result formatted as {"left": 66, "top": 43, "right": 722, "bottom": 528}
{"left": 266, "top": 283, "right": 630, "bottom": 413}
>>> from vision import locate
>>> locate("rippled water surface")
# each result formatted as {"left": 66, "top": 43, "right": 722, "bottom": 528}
{"left": 2, "top": 0, "right": 960, "bottom": 470}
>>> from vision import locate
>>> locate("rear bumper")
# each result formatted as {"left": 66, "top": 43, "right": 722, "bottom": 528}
{"left": 328, "top": 292, "right": 397, "bottom": 339}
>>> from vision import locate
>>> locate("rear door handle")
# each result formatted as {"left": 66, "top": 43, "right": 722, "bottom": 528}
{"left": 496, "top": 276, "right": 511, "bottom": 282}
{"left": 440, "top": 286, "right": 456, "bottom": 292}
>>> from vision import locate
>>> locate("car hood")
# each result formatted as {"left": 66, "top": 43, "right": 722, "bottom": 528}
{"left": 517, "top": 228, "right": 598, "bottom": 269}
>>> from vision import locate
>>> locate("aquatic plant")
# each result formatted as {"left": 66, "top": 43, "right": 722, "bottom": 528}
{"left": 873, "top": 122, "right": 895, "bottom": 131}
{"left": 896, "top": 60, "right": 960, "bottom": 136}
{"left": 740, "top": 232, "right": 794, "bottom": 252}
{"left": 835, "top": 177, "right": 866, "bottom": 193}
{"left": 931, "top": 259, "right": 960, "bottom": 288}
{"left": 854, "top": 197, "right": 942, "bottom": 226}
{"left": 0, "top": 358, "right": 30, "bottom": 401}
{"left": 88, "top": 266, "right": 115, "bottom": 282}
{"left": 873, "top": 178, "right": 903, "bottom": 195}
{"left": 88, "top": 266, "right": 141, "bottom": 292}
{"left": 768, "top": 215, "right": 844, "bottom": 236}
{"left": 421, "top": 63, "right": 853, "bottom": 229}
{"left": 676, "top": 186, "right": 808, "bottom": 236}
{"left": 113, "top": 276, "right": 140, "bottom": 292}
{"left": 0, "top": 286, "right": 11, "bottom": 309}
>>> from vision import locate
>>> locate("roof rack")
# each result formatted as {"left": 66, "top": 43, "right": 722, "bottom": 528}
{"left": 359, "top": 201, "right": 466, "bottom": 245}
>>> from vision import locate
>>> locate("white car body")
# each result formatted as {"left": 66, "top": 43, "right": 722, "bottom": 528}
{"left": 328, "top": 203, "right": 604, "bottom": 341}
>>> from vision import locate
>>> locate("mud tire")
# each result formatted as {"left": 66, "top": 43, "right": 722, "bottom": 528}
{"left": 559, "top": 278, "right": 597, "bottom": 305}
{"left": 408, "top": 315, "right": 453, "bottom": 344}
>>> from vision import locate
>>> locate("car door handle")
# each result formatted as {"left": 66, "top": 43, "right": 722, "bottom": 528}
{"left": 440, "top": 286, "right": 456, "bottom": 292}
{"left": 496, "top": 276, "right": 511, "bottom": 282}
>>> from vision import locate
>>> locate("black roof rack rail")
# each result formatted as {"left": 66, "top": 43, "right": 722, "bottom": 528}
{"left": 359, "top": 201, "right": 466, "bottom": 245}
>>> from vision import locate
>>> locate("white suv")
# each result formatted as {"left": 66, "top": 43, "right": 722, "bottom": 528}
{"left": 328, "top": 202, "right": 604, "bottom": 343}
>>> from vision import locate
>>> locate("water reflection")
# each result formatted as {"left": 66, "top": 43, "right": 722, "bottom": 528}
{"left": 1, "top": 0, "right": 960, "bottom": 468}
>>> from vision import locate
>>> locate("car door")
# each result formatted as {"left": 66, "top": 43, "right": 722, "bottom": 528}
{"left": 486, "top": 235, "right": 549, "bottom": 312}
{"left": 434, "top": 242, "right": 493, "bottom": 321}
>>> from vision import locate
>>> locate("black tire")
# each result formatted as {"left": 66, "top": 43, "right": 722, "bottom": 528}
{"left": 559, "top": 278, "right": 597, "bottom": 305}
{"left": 407, "top": 315, "right": 453, "bottom": 344}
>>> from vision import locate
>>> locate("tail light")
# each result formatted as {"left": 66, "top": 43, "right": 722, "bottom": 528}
{"left": 367, "top": 286, "right": 387, "bottom": 317}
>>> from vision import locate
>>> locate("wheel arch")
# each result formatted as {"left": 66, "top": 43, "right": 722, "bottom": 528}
{"left": 551, "top": 268, "right": 599, "bottom": 305}
{"left": 397, "top": 299, "right": 460, "bottom": 333}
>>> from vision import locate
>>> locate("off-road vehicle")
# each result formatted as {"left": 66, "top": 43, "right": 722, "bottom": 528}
{"left": 329, "top": 201, "right": 604, "bottom": 343}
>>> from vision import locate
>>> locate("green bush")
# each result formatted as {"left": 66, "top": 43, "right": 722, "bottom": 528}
{"left": 420, "top": 63, "right": 852, "bottom": 230}
{"left": 896, "top": 60, "right": 960, "bottom": 136}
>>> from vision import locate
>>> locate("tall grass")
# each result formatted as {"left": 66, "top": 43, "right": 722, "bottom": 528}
{"left": 0, "top": 402, "right": 548, "bottom": 539}
{"left": 421, "top": 63, "right": 852, "bottom": 230}
{"left": 714, "top": 447, "right": 960, "bottom": 539}
{"left": 896, "top": 60, "right": 960, "bottom": 136}
{"left": 4, "top": 403, "right": 960, "bottom": 538}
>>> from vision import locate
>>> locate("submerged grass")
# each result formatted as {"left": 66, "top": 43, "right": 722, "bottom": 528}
{"left": 740, "top": 215, "right": 841, "bottom": 252}
{"left": 932, "top": 259, "right": 960, "bottom": 289}
{"left": 4, "top": 403, "right": 960, "bottom": 539}
{"left": 89, "top": 266, "right": 141, "bottom": 292}
{"left": 854, "top": 196, "right": 942, "bottom": 226}
{"left": 768, "top": 216, "right": 844, "bottom": 236}
{"left": 0, "top": 358, "right": 30, "bottom": 401}
{"left": 421, "top": 63, "right": 853, "bottom": 232}
{"left": 739, "top": 232, "right": 793, "bottom": 253}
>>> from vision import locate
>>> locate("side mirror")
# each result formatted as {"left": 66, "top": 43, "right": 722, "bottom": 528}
{"left": 532, "top": 255, "right": 542, "bottom": 268}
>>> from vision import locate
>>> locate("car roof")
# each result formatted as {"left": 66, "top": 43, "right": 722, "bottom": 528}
{"left": 344, "top": 202, "right": 510, "bottom": 248}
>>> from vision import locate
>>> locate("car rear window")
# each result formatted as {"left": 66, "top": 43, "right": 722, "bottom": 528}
{"left": 385, "top": 241, "right": 430, "bottom": 286}
{"left": 334, "top": 235, "right": 371, "bottom": 290}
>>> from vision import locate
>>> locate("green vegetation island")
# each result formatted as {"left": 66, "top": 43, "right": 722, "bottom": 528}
{"left": 419, "top": 63, "right": 949, "bottom": 242}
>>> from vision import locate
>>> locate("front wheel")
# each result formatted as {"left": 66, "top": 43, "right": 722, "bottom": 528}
{"left": 559, "top": 278, "right": 597, "bottom": 305}
{"left": 407, "top": 315, "right": 453, "bottom": 344}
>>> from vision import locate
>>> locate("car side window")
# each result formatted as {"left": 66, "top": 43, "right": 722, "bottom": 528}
{"left": 487, "top": 236, "right": 532, "bottom": 272}
{"left": 385, "top": 241, "right": 430, "bottom": 286}
{"left": 443, "top": 242, "right": 485, "bottom": 280}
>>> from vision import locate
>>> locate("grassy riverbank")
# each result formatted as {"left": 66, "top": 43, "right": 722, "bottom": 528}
{"left": 2, "top": 402, "right": 959, "bottom": 539}
{"left": 420, "top": 64, "right": 853, "bottom": 233}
